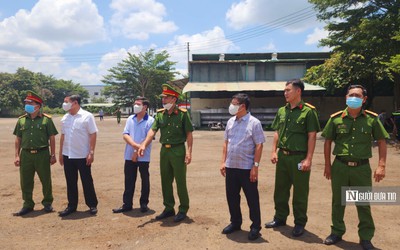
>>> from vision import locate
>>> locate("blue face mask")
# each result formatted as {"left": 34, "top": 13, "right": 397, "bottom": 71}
{"left": 25, "top": 104, "right": 36, "bottom": 114}
{"left": 346, "top": 97, "right": 363, "bottom": 109}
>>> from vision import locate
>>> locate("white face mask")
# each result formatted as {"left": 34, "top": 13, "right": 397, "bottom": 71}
{"left": 133, "top": 104, "right": 143, "bottom": 114}
{"left": 229, "top": 104, "right": 240, "bottom": 115}
{"left": 62, "top": 102, "right": 72, "bottom": 111}
{"left": 163, "top": 103, "right": 173, "bottom": 110}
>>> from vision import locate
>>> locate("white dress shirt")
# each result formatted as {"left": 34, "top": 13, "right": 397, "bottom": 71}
{"left": 61, "top": 108, "right": 98, "bottom": 159}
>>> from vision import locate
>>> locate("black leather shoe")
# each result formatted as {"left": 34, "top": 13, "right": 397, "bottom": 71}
{"left": 112, "top": 206, "right": 132, "bottom": 213}
{"left": 324, "top": 234, "right": 342, "bottom": 245}
{"left": 248, "top": 228, "right": 261, "bottom": 240}
{"left": 58, "top": 207, "right": 76, "bottom": 217}
{"left": 44, "top": 205, "right": 53, "bottom": 213}
{"left": 13, "top": 207, "right": 33, "bottom": 216}
{"left": 360, "top": 240, "right": 375, "bottom": 250}
{"left": 155, "top": 210, "right": 175, "bottom": 220}
{"left": 265, "top": 218, "right": 286, "bottom": 228}
{"left": 292, "top": 224, "right": 305, "bottom": 237}
{"left": 89, "top": 207, "right": 98, "bottom": 215}
{"left": 222, "top": 223, "right": 241, "bottom": 234}
{"left": 174, "top": 212, "right": 187, "bottom": 222}
{"left": 140, "top": 205, "right": 149, "bottom": 213}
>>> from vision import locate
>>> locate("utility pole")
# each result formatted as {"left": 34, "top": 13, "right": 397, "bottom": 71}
{"left": 186, "top": 42, "right": 190, "bottom": 110}
{"left": 187, "top": 42, "right": 190, "bottom": 76}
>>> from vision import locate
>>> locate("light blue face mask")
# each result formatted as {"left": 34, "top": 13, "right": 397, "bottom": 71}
{"left": 346, "top": 97, "right": 363, "bottom": 109}
{"left": 25, "top": 104, "right": 36, "bottom": 114}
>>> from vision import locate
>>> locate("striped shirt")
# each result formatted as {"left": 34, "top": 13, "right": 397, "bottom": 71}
{"left": 224, "top": 112, "right": 265, "bottom": 170}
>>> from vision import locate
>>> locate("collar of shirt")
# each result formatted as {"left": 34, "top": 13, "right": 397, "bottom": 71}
{"left": 341, "top": 108, "right": 366, "bottom": 118}
{"left": 28, "top": 113, "right": 43, "bottom": 119}
{"left": 162, "top": 106, "right": 179, "bottom": 115}
{"left": 285, "top": 100, "right": 305, "bottom": 110}
{"left": 235, "top": 112, "right": 250, "bottom": 122}
{"left": 71, "top": 107, "right": 84, "bottom": 117}
{"left": 133, "top": 113, "right": 149, "bottom": 121}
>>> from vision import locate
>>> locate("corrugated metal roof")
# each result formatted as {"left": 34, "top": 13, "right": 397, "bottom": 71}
{"left": 182, "top": 81, "right": 325, "bottom": 93}
{"left": 192, "top": 52, "right": 331, "bottom": 61}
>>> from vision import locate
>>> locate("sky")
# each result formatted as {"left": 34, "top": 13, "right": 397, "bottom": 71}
{"left": 0, "top": 0, "right": 329, "bottom": 86}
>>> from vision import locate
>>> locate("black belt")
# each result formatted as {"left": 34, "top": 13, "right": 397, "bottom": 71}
{"left": 279, "top": 149, "right": 306, "bottom": 156}
{"left": 162, "top": 143, "right": 184, "bottom": 148}
{"left": 336, "top": 157, "right": 369, "bottom": 167}
{"left": 23, "top": 147, "right": 48, "bottom": 154}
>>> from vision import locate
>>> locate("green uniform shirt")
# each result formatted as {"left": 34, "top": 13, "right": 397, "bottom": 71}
{"left": 321, "top": 108, "right": 389, "bottom": 159}
{"left": 272, "top": 100, "right": 321, "bottom": 151}
{"left": 13, "top": 114, "right": 58, "bottom": 149}
{"left": 152, "top": 106, "right": 194, "bottom": 144}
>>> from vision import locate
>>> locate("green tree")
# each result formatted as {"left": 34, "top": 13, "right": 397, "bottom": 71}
{"left": 308, "top": 0, "right": 400, "bottom": 107}
{"left": 91, "top": 96, "right": 108, "bottom": 103}
{"left": 0, "top": 72, "right": 21, "bottom": 114}
{"left": 0, "top": 68, "right": 89, "bottom": 115}
{"left": 102, "top": 49, "right": 176, "bottom": 108}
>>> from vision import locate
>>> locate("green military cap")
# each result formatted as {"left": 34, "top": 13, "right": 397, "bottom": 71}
{"left": 24, "top": 90, "right": 43, "bottom": 104}
{"left": 160, "top": 84, "right": 180, "bottom": 98}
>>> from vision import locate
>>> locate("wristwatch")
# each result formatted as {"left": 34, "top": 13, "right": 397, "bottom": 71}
{"left": 90, "top": 150, "right": 94, "bottom": 155}
{"left": 254, "top": 162, "right": 260, "bottom": 167}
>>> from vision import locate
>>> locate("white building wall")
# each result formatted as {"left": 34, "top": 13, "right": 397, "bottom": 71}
{"left": 82, "top": 85, "right": 113, "bottom": 103}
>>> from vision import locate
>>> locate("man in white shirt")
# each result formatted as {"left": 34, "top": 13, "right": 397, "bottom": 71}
{"left": 58, "top": 95, "right": 99, "bottom": 217}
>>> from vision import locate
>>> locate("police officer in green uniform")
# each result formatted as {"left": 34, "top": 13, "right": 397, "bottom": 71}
{"left": 139, "top": 84, "right": 193, "bottom": 223}
{"left": 116, "top": 108, "right": 122, "bottom": 125}
{"left": 265, "top": 79, "right": 320, "bottom": 237}
{"left": 13, "top": 91, "right": 58, "bottom": 216}
{"left": 393, "top": 110, "right": 400, "bottom": 140}
{"left": 322, "top": 85, "right": 388, "bottom": 250}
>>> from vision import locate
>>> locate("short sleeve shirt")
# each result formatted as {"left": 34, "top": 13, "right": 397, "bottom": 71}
{"left": 13, "top": 114, "right": 58, "bottom": 149}
{"left": 321, "top": 109, "right": 389, "bottom": 159}
{"left": 151, "top": 107, "right": 193, "bottom": 144}
{"left": 271, "top": 101, "right": 321, "bottom": 151}
{"left": 61, "top": 108, "right": 98, "bottom": 159}
{"left": 224, "top": 113, "right": 265, "bottom": 170}
{"left": 123, "top": 113, "right": 155, "bottom": 161}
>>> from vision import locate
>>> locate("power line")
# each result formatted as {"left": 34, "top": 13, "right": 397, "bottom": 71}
{"left": 0, "top": 6, "right": 317, "bottom": 64}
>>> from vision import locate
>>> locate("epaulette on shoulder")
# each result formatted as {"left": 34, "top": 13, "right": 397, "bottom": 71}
{"left": 330, "top": 110, "right": 343, "bottom": 118}
{"left": 156, "top": 108, "right": 165, "bottom": 112}
{"left": 365, "top": 110, "right": 378, "bottom": 117}
{"left": 178, "top": 108, "right": 187, "bottom": 112}
{"left": 43, "top": 113, "right": 52, "bottom": 118}
{"left": 18, "top": 114, "right": 28, "bottom": 119}
{"left": 305, "top": 102, "right": 316, "bottom": 109}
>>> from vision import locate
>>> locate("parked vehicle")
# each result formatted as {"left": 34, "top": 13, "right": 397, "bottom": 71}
{"left": 208, "top": 121, "right": 225, "bottom": 131}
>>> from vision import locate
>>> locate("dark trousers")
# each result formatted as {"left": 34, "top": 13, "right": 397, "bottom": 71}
{"left": 63, "top": 156, "right": 98, "bottom": 209}
{"left": 122, "top": 160, "right": 150, "bottom": 208}
{"left": 225, "top": 168, "right": 261, "bottom": 230}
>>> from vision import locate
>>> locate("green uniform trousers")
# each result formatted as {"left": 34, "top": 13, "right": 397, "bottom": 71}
{"left": 160, "top": 144, "right": 189, "bottom": 213}
{"left": 19, "top": 149, "right": 53, "bottom": 209}
{"left": 273, "top": 150, "right": 310, "bottom": 226}
{"left": 331, "top": 159, "right": 375, "bottom": 240}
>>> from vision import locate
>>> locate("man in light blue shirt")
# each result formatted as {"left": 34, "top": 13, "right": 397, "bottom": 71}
{"left": 220, "top": 93, "right": 265, "bottom": 241}
{"left": 113, "top": 97, "right": 155, "bottom": 213}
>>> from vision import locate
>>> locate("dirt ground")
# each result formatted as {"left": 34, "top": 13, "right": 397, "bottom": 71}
{"left": 1, "top": 116, "right": 399, "bottom": 250}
